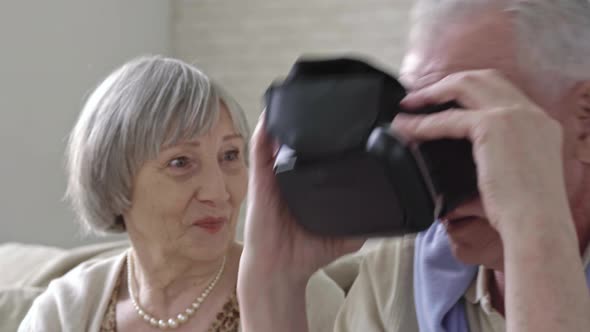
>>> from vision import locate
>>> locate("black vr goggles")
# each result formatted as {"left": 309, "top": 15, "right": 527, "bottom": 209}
{"left": 265, "top": 57, "right": 478, "bottom": 236}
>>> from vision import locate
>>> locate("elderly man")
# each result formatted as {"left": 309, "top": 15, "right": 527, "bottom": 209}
{"left": 238, "top": 1, "right": 590, "bottom": 331}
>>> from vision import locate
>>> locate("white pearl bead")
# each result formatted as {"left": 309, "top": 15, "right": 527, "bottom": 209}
{"left": 158, "top": 319, "right": 168, "bottom": 329}
{"left": 127, "top": 253, "right": 227, "bottom": 330}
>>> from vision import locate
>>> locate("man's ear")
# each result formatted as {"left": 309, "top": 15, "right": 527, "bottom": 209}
{"left": 574, "top": 81, "right": 590, "bottom": 164}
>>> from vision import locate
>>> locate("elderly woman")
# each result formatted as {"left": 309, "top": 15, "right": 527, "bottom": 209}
{"left": 18, "top": 56, "right": 250, "bottom": 331}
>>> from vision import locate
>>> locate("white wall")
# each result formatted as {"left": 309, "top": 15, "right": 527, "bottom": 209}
{"left": 0, "top": 0, "right": 171, "bottom": 247}
{"left": 172, "top": 0, "right": 413, "bottom": 126}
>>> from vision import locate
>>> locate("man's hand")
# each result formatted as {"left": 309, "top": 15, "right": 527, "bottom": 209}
{"left": 395, "top": 69, "right": 590, "bottom": 332}
{"left": 398, "top": 69, "right": 570, "bottom": 233}
{"left": 238, "top": 115, "right": 364, "bottom": 332}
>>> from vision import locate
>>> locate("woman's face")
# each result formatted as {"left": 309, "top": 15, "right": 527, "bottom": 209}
{"left": 124, "top": 105, "right": 248, "bottom": 260}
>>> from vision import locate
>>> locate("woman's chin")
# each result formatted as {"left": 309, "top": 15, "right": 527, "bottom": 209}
{"left": 182, "top": 225, "right": 235, "bottom": 257}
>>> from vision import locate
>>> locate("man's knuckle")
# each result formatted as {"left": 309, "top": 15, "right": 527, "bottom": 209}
{"left": 489, "top": 108, "right": 515, "bottom": 125}
{"left": 455, "top": 71, "right": 480, "bottom": 85}
{"left": 481, "top": 69, "right": 504, "bottom": 81}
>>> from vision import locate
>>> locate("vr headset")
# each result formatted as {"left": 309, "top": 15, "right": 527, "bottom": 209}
{"left": 265, "top": 57, "right": 478, "bottom": 237}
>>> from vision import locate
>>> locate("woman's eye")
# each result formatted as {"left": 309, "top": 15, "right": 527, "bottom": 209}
{"left": 168, "top": 156, "right": 191, "bottom": 169}
{"left": 223, "top": 150, "right": 240, "bottom": 162}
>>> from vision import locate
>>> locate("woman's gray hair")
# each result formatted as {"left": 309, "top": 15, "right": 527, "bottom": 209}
{"left": 411, "top": 0, "right": 590, "bottom": 91}
{"left": 66, "top": 55, "right": 250, "bottom": 234}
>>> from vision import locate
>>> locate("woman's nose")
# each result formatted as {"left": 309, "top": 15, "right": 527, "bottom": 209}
{"left": 195, "top": 165, "right": 230, "bottom": 204}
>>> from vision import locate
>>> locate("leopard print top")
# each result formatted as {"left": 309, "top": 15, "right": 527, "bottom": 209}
{"left": 99, "top": 271, "right": 240, "bottom": 332}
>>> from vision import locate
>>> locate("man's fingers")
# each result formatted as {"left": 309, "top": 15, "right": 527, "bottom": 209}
{"left": 392, "top": 110, "right": 476, "bottom": 142}
{"left": 401, "top": 86, "right": 461, "bottom": 111}
{"left": 250, "top": 112, "right": 275, "bottom": 171}
{"left": 400, "top": 70, "right": 506, "bottom": 111}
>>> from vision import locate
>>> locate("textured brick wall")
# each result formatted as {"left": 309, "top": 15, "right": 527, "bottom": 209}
{"left": 171, "top": 1, "right": 414, "bottom": 240}
{"left": 172, "top": 0, "right": 413, "bottom": 125}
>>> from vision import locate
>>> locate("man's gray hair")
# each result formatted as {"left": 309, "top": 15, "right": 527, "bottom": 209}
{"left": 411, "top": 0, "right": 590, "bottom": 89}
{"left": 65, "top": 55, "right": 251, "bottom": 234}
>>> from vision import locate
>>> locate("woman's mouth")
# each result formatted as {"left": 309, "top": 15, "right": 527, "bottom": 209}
{"left": 192, "top": 217, "right": 227, "bottom": 234}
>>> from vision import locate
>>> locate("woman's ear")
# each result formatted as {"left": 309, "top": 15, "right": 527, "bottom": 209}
{"left": 575, "top": 81, "right": 590, "bottom": 164}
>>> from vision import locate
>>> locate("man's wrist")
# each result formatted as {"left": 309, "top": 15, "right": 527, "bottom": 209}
{"left": 498, "top": 208, "right": 580, "bottom": 266}
{"left": 238, "top": 264, "right": 309, "bottom": 332}
{"left": 496, "top": 202, "right": 577, "bottom": 242}
{"left": 240, "top": 249, "right": 315, "bottom": 285}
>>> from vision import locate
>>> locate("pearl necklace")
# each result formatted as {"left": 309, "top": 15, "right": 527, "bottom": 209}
{"left": 126, "top": 251, "right": 226, "bottom": 330}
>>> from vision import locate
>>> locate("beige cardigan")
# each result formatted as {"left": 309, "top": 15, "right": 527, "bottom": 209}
{"left": 13, "top": 236, "right": 590, "bottom": 332}
{"left": 18, "top": 252, "right": 127, "bottom": 332}
{"left": 15, "top": 245, "right": 357, "bottom": 332}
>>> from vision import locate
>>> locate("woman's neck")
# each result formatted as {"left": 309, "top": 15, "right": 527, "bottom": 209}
{"left": 128, "top": 243, "right": 239, "bottom": 317}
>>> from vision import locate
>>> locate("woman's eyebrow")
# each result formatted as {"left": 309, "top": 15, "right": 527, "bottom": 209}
{"left": 223, "top": 134, "right": 242, "bottom": 141}
{"left": 161, "top": 140, "right": 200, "bottom": 152}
